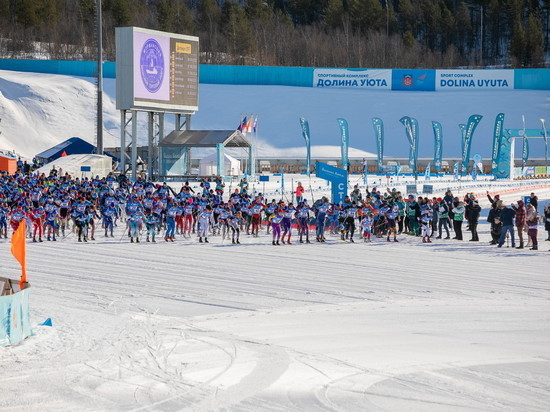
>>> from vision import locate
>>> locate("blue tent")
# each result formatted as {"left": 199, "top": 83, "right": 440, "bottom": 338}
{"left": 35, "top": 137, "right": 97, "bottom": 164}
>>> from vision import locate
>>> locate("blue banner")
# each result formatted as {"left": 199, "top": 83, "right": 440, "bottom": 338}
{"left": 216, "top": 143, "right": 224, "bottom": 177}
{"left": 396, "top": 161, "right": 402, "bottom": 176}
{"left": 522, "top": 132, "right": 529, "bottom": 169}
{"left": 492, "top": 113, "right": 505, "bottom": 174}
{"left": 372, "top": 117, "right": 384, "bottom": 172}
{"left": 542, "top": 119, "right": 548, "bottom": 167}
{"left": 315, "top": 161, "right": 348, "bottom": 204}
{"left": 400, "top": 116, "right": 419, "bottom": 173}
{"left": 459, "top": 123, "right": 467, "bottom": 157}
{"left": 0, "top": 288, "right": 32, "bottom": 347}
{"left": 494, "top": 130, "right": 513, "bottom": 178}
{"left": 392, "top": 69, "right": 436, "bottom": 91}
{"left": 299, "top": 117, "right": 311, "bottom": 175}
{"left": 432, "top": 121, "right": 443, "bottom": 171}
{"left": 453, "top": 162, "right": 460, "bottom": 179}
{"left": 281, "top": 168, "right": 285, "bottom": 193}
{"left": 337, "top": 118, "right": 350, "bottom": 170}
{"left": 424, "top": 162, "right": 431, "bottom": 180}
{"left": 461, "top": 115, "right": 483, "bottom": 173}
{"left": 472, "top": 164, "right": 478, "bottom": 180}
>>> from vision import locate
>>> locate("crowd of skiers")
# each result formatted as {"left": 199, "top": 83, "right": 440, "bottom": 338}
{"left": 0, "top": 170, "right": 548, "bottom": 250}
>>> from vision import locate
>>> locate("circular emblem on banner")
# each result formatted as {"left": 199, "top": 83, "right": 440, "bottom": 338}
{"left": 140, "top": 39, "right": 164, "bottom": 93}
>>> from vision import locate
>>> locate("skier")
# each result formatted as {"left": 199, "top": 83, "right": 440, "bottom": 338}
{"left": 198, "top": 205, "right": 213, "bottom": 243}
{"left": 269, "top": 210, "right": 284, "bottom": 245}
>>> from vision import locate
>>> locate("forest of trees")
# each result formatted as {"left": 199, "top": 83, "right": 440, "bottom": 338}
{"left": 0, "top": 0, "right": 547, "bottom": 69}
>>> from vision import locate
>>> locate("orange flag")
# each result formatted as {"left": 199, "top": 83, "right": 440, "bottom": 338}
{"left": 11, "top": 219, "right": 27, "bottom": 289}
{"left": 61, "top": 151, "right": 67, "bottom": 157}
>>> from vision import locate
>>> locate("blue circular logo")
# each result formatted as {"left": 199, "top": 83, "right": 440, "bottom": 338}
{"left": 140, "top": 39, "right": 164, "bottom": 93}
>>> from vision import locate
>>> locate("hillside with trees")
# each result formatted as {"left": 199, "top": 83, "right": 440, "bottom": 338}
{"left": 0, "top": 0, "right": 547, "bottom": 68}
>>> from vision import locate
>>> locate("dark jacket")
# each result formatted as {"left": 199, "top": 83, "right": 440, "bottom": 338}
{"left": 466, "top": 202, "right": 481, "bottom": 223}
{"left": 497, "top": 207, "right": 516, "bottom": 226}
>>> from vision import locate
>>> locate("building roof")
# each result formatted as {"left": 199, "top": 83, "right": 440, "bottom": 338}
{"left": 35, "top": 137, "right": 96, "bottom": 161}
{"left": 159, "top": 130, "right": 251, "bottom": 148}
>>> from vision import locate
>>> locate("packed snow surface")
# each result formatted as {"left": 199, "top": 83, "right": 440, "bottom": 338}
{"left": 1, "top": 185, "right": 549, "bottom": 411}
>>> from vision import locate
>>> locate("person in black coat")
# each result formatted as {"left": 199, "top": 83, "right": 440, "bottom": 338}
{"left": 466, "top": 199, "right": 481, "bottom": 241}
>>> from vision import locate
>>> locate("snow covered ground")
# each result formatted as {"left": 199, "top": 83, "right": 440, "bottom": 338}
{"left": 1, "top": 185, "right": 549, "bottom": 411}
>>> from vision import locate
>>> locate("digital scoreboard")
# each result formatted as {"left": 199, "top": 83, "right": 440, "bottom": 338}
{"left": 116, "top": 27, "right": 199, "bottom": 113}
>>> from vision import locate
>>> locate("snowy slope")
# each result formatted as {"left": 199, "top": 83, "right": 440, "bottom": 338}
{"left": 1, "top": 69, "right": 549, "bottom": 159}
{"left": 0, "top": 187, "right": 549, "bottom": 411}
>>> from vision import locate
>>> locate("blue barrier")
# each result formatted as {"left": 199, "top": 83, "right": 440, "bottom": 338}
{"left": 0, "top": 59, "right": 548, "bottom": 90}
{"left": 0, "top": 287, "right": 32, "bottom": 346}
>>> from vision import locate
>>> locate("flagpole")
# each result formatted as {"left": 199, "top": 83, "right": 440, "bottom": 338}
{"left": 541, "top": 118, "right": 548, "bottom": 169}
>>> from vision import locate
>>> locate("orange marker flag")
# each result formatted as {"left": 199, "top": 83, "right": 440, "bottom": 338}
{"left": 11, "top": 219, "right": 27, "bottom": 289}
{"left": 61, "top": 151, "right": 67, "bottom": 157}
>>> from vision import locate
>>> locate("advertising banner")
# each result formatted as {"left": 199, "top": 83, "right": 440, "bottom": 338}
{"left": 371, "top": 117, "right": 384, "bottom": 172}
{"left": 392, "top": 69, "right": 436, "bottom": 91}
{"left": 461, "top": 114, "right": 483, "bottom": 173}
{"left": 337, "top": 118, "right": 350, "bottom": 170}
{"left": 315, "top": 161, "right": 348, "bottom": 204}
{"left": 432, "top": 121, "right": 443, "bottom": 171}
{"left": 299, "top": 117, "right": 312, "bottom": 175}
{"left": 436, "top": 70, "right": 514, "bottom": 90}
{"left": 314, "top": 69, "right": 391, "bottom": 89}
{"left": 492, "top": 113, "right": 505, "bottom": 174}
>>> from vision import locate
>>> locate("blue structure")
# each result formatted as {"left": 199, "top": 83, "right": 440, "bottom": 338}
{"left": 315, "top": 161, "right": 348, "bottom": 204}
{"left": 36, "top": 137, "right": 97, "bottom": 163}
{"left": 0, "top": 280, "right": 32, "bottom": 347}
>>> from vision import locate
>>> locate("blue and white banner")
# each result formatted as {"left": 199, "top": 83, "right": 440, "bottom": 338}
{"left": 461, "top": 114, "right": 483, "bottom": 173}
{"left": 492, "top": 113, "right": 505, "bottom": 174}
{"left": 281, "top": 167, "right": 285, "bottom": 192}
{"left": 392, "top": 69, "right": 436, "bottom": 91}
{"left": 314, "top": 69, "right": 391, "bottom": 89}
{"left": 400, "top": 116, "right": 419, "bottom": 172}
{"left": 337, "top": 118, "right": 350, "bottom": 170}
{"left": 494, "top": 130, "right": 513, "bottom": 179}
{"left": 541, "top": 119, "right": 548, "bottom": 167}
{"left": 453, "top": 162, "right": 460, "bottom": 179}
{"left": 299, "top": 117, "right": 311, "bottom": 175}
{"left": 522, "top": 132, "right": 529, "bottom": 169}
{"left": 424, "top": 162, "right": 431, "bottom": 180}
{"left": 459, "top": 123, "right": 466, "bottom": 157}
{"left": 396, "top": 161, "right": 402, "bottom": 176}
{"left": 432, "top": 121, "right": 443, "bottom": 171}
{"left": 436, "top": 70, "right": 514, "bottom": 90}
{"left": 472, "top": 164, "right": 478, "bottom": 180}
{"left": 372, "top": 117, "right": 384, "bottom": 172}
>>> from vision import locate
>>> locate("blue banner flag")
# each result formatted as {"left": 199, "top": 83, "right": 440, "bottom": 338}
{"left": 399, "top": 116, "right": 419, "bottom": 173}
{"left": 522, "top": 133, "right": 529, "bottom": 169}
{"left": 459, "top": 123, "right": 466, "bottom": 157}
{"left": 472, "top": 163, "right": 478, "bottom": 180}
{"left": 281, "top": 167, "right": 285, "bottom": 193}
{"left": 337, "top": 118, "right": 350, "bottom": 170}
{"left": 541, "top": 119, "right": 548, "bottom": 168}
{"left": 424, "top": 162, "right": 431, "bottom": 180}
{"left": 453, "top": 162, "right": 460, "bottom": 179}
{"left": 299, "top": 117, "right": 311, "bottom": 175}
{"left": 461, "top": 114, "right": 483, "bottom": 173}
{"left": 372, "top": 118, "right": 384, "bottom": 172}
{"left": 432, "top": 121, "right": 443, "bottom": 172}
{"left": 492, "top": 113, "right": 505, "bottom": 174}
{"left": 396, "top": 161, "right": 402, "bottom": 176}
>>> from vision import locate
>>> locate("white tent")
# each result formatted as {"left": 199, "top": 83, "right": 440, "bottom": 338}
{"left": 35, "top": 154, "right": 113, "bottom": 178}
{"left": 199, "top": 153, "right": 241, "bottom": 176}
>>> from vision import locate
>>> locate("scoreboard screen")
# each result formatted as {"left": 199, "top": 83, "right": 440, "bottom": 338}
{"left": 116, "top": 27, "right": 199, "bottom": 113}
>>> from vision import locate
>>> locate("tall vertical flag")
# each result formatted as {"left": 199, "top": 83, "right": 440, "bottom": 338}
{"left": 253, "top": 115, "right": 258, "bottom": 134}
{"left": 11, "top": 219, "right": 27, "bottom": 289}
{"left": 471, "top": 163, "right": 478, "bottom": 180}
{"left": 541, "top": 118, "right": 548, "bottom": 168}
{"left": 453, "top": 162, "right": 460, "bottom": 179}
{"left": 461, "top": 114, "right": 483, "bottom": 173}
{"left": 245, "top": 115, "right": 254, "bottom": 135}
{"left": 432, "top": 121, "right": 443, "bottom": 172}
{"left": 337, "top": 118, "right": 350, "bottom": 170}
{"left": 281, "top": 167, "right": 285, "bottom": 194}
{"left": 492, "top": 113, "right": 505, "bottom": 175}
{"left": 299, "top": 117, "right": 312, "bottom": 175}
{"left": 400, "top": 116, "right": 419, "bottom": 173}
{"left": 371, "top": 118, "right": 384, "bottom": 172}
{"left": 459, "top": 123, "right": 466, "bottom": 158}
{"left": 424, "top": 162, "right": 431, "bottom": 180}
{"left": 238, "top": 115, "right": 247, "bottom": 132}
{"left": 521, "top": 115, "right": 529, "bottom": 169}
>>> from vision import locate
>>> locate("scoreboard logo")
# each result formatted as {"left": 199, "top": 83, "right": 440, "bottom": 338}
{"left": 176, "top": 42, "right": 192, "bottom": 54}
{"left": 140, "top": 38, "right": 165, "bottom": 93}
